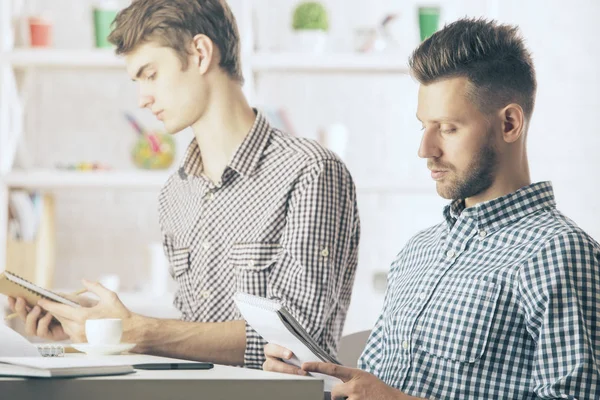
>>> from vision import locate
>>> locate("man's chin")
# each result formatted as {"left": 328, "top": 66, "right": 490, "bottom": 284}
{"left": 435, "top": 183, "right": 455, "bottom": 200}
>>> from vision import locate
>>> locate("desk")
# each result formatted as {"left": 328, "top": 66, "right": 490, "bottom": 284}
{"left": 0, "top": 362, "right": 323, "bottom": 400}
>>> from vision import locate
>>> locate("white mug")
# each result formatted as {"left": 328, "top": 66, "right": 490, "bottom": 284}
{"left": 85, "top": 318, "right": 123, "bottom": 346}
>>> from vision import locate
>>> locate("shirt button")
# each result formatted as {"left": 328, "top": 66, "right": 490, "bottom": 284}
{"left": 321, "top": 248, "right": 329, "bottom": 258}
{"left": 446, "top": 250, "right": 456, "bottom": 260}
{"left": 202, "top": 242, "right": 210, "bottom": 251}
{"left": 402, "top": 340, "right": 409, "bottom": 350}
{"left": 200, "top": 290, "right": 211, "bottom": 299}
{"left": 479, "top": 230, "right": 487, "bottom": 238}
{"left": 418, "top": 292, "right": 427, "bottom": 301}
{"left": 248, "top": 260, "right": 255, "bottom": 267}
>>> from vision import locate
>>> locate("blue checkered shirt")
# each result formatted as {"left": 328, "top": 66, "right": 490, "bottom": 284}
{"left": 359, "top": 182, "right": 600, "bottom": 399}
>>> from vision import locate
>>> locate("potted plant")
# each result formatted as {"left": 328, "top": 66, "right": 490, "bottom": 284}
{"left": 291, "top": 1, "right": 329, "bottom": 52}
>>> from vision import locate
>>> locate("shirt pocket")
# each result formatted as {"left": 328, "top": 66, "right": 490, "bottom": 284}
{"left": 166, "top": 243, "right": 191, "bottom": 279}
{"left": 164, "top": 237, "right": 193, "bottom": 315}
{"left": 229, "top": 243, "right": 282, "bottom": 298}
{"left": 415, "top": 279, "right": 501, "bottom": 363}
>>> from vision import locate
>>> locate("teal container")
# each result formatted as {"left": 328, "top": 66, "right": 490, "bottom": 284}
{"left": 418, "top": 6, "right": 441, "bottom": 42}
{"left": 93, "top": 4, "right": 119, "bottom": 48}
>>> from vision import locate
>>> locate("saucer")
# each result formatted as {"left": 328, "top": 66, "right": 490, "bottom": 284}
{"left": 71, "top": 343, "right": 136, "bottom": 356}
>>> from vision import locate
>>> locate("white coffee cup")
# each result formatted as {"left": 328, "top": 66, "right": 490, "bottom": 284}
{"left": 85, "top": 318, "right": 123, "bottom": 346}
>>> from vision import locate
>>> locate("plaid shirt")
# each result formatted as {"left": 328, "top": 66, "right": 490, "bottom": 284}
{"left": 158, "top": 111, "right": 360, "bottom": 369}
{"left": 359, "top": 182, "right": 600, "bottom": 399}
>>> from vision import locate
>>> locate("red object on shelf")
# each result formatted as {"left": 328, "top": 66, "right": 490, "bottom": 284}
{"left": 28, "top": 16, "right": 53, "bottom": 48}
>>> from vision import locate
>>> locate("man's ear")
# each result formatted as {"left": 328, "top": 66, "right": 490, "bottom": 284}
{"left": 499, "top": 103, "right": 525, "bottom": 144}
{"left": 190, "top": 34, "right": 215, "bottom": 74}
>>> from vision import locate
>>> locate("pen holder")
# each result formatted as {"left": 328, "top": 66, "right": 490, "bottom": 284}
{"left": 131, "top": 132, "right": 176, "bottom": 170}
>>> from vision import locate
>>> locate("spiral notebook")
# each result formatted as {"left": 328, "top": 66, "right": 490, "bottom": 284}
{"left": 234, "top": 292, "right": 342, "bottom": 391}
{"left": 0, "top": 271, "right": 79, "bottom": 308}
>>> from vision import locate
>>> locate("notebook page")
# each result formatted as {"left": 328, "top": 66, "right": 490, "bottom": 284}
{"left": 0, "top": 324, "right": 42, "bottom": 357}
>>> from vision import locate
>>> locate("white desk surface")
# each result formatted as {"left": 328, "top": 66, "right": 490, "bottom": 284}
{"left": 0, "top": 354, "right": 324, "bottom": 400}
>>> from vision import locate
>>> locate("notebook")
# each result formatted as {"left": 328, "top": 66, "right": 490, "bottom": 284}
{"left": 0, "top": 271, "right": 79, "bottom": 308}
{"left": 0, "top": 357, "right": 135, "bottom": 378}
{"left": 234, "top": 292, "right": 343, "bottom": 391}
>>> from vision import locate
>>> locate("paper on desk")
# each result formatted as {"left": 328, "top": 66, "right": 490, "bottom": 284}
{"left": 0, "top": 323, "right": 41, "bottom": 357}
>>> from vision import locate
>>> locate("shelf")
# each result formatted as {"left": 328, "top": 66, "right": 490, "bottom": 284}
{"left": 1, "top": 169, "right": 171, "bottom": 189}
{"left": 2, "top": 49, "right": 124, "bottom": 68}
{"left": 1, "top": 49, "right": 410, "bottom": 73}
{"left": 250, "top": 52, "right": 410, "bottom": 73}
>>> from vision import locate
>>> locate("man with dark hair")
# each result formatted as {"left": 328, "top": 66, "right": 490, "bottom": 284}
{"left": 9, "top": 0, "right": 360, "bottom": 370}
{"left": 265, "top": 18, "right": 600, "bottom": 399}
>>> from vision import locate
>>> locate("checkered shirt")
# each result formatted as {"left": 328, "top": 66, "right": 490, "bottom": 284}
{"left": 158, "top": 111, "right": 360, "bottom": 369}
{"left": 359, "top": 182, "right": 600, "bottom": 399}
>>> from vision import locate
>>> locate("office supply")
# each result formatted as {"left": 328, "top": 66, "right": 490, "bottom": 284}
{"left": 0, "top": 323, "right": 42, "bottom": 357}
{"left": 0, "top": 271, "right": 79, "bottom": 313}
{"left": 234, "top": 292, "right": 342, "bottom": 391}
{"left": 4, "top": 287, "right": 86, "bottom": 321}
{"left": 0, "top": 357, "right": 135, "bottom": 378}
{"left": 133, "top": 362, "right": 214, "bottom": 370}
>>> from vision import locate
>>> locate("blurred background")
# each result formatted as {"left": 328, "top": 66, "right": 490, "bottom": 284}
{"left": 1, "top": 0, "right": 599, "bottom": 335}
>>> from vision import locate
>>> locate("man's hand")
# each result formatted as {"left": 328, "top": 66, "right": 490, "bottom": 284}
{"left": 302, "top": 362, "right": 424, "bottom": 400}
{"left": 37, "top": 279, "right": 132, "bottom": 343}
{"left": 263, "top": 343, "right": 308, "bottom": 375}
{"left": 8, "top": 296, "right": 69, "bottom": 341}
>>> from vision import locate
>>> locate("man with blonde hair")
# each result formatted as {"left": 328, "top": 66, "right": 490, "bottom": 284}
{"left": 10, "top": 0, "right": 360, "bottom": 369}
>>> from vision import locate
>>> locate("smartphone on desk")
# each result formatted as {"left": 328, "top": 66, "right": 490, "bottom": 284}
{"left": 134, "top": 362, "right": 214, "bottom": 370}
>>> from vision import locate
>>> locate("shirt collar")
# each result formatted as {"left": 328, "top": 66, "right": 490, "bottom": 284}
{"left": 179, "top": 110, "right": 272, "bottom": 179}
{"left": 443, "top": 181, "right": 556, "bottom": 232}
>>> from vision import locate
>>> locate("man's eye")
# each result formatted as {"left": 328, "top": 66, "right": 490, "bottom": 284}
{"left": 441, "top": 128, "right": 456, "bottom": 134}
{"left": 147, "top": 73, "right": 156, "bottom": 81}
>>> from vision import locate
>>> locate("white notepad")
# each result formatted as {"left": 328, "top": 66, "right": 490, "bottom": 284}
{"left": 234, "top": 292, "right": 343, "bottom": 391}
{"left": 0, "top": 357, "right": 135, "bottom": 378}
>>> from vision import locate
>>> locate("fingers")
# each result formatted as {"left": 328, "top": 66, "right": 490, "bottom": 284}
{"left": 37, "top": 299, "right": 80, "bottom": 320}
{"left": 82, "top": 279, "right": 118, "bottom": 303}
{"left": 302, "top": 362, "right": 354, "bottom": 382}
{"left": 263, "top": 344, "right": 307, "bottom": 375}
{"left": 37, "top": 311, "right": 55, "bottom": 338}
{"left": 24, "top": 305, "right": 43, "bottom": 336}
{"left": 264, "top": 343, "right": 293, "bottom": 359}
{"left": 7, "top": 297, "right": 16, "bottom": 311}
{"left": 263, "top": 357, "right": 307, "bottom": 375}
{"left": 14, "top": 297, "right": 30, "bottom": 321}
{"left": 331, "top": 384, "right": 350, "bottom": 400}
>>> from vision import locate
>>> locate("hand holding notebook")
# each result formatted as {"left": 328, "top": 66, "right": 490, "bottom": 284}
{"left": 0, "top": 271, "right": 80, "bottom": 310}
{"left": 234, "top": 292, "right": 343, "bottom": 391}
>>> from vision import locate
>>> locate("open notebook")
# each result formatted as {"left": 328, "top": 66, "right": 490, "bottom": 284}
{"left": 0, "top": 271, "right": 79, "bottom": 308}
{"left": 0, "top": 357, "right": 135, "bottom": 378}
{"left": 234, "top": 292, "right": 343, "bottom": 391}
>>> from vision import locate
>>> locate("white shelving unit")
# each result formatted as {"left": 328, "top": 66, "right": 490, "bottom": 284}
{"left": 3, "top": 169, "right": 172, "bottom": 190}
{"left": 0, "top": 0, "right": 411, "bottom": 266}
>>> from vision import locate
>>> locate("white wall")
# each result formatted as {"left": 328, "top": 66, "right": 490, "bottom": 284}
{"left": 18, "top": 0, "right": 600, "bottom": 333}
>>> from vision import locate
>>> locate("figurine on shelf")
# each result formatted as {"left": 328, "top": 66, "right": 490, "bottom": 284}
{"left": 124, "top": 112, "right": 176, "bottom": 170}
{"left": 354, "top": 13, "right": 401, "bottom": 53}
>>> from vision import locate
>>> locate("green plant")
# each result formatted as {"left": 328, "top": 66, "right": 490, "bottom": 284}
{"left": 292, "top": 2, "right": 329, "bottom": 31}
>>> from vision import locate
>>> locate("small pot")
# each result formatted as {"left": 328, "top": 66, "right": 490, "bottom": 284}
{"left": 291, "top": 30, "right": 328, "bottom": 53}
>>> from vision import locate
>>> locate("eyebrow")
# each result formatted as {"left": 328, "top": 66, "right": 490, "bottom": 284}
{"left": 132, "top": 63, "right": 152, "bottom": 81}
{"left": 416, "top": 114, "right": 462, "bottom": 124}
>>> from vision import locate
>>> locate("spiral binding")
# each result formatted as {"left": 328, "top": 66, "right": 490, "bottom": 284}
{"left": 36, "top": 344, "right": 65, "bottom": 357}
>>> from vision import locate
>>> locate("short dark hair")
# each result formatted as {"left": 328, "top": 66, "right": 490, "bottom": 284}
{"left": 108, "top": 0, "right": 244, "bottom": 84}
{"left": 409, "top": 18, "right": 537, "bottom": 120}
